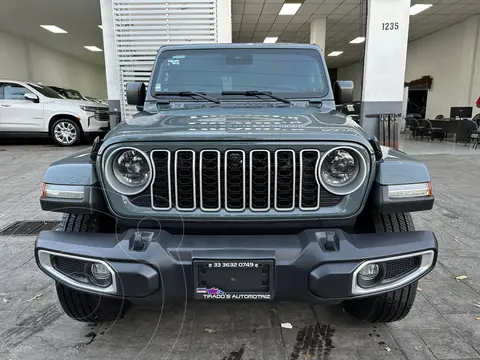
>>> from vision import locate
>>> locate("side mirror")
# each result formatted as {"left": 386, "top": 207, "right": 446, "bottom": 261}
{"left": 334, "top": 81, "right": 354, "bottom": 104}
{"left": 126, "top": 82, "right": 146, "bottom": 106}
{"left": 24, "top": 92, "right": 39, "bottom": 103}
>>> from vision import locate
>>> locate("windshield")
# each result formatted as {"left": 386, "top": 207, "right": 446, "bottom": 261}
{"left": 62, "top": 89, "right": 84, "bottom": 100}
{"left": 29, "top": 84, "right": 64, "bottom": 99}
{"left": 151, "top": 48, "right": 329, "bottom": 99}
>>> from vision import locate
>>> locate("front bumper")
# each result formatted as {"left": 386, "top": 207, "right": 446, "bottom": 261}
{"left": 35, "top": 228, "right": 437, "bottom": 302}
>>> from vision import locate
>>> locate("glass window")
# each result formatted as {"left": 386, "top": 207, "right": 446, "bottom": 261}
{"left": 28, "top": 84, "right": 64, "bottom": 99}
{"left": 151, "top": 48, "right": 329, "bottom": 98}
{"left": 3, "top": 84, "right": 30, "bottom": 100}
{"left": 63, "top": 89, "right": 84, "bottom": 100}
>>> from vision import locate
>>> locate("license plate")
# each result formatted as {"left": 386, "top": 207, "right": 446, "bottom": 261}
{"left": 193, "top": 259, "right": 275, "bottom": 300}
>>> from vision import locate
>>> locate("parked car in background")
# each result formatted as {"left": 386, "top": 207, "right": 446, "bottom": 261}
{"left": 48, "top": 86, "right": 86, "bottom": 101}
{"left": 85, "top": 96, "right": 106, "bottom": 104}
{"left": 49, "top": 86, "right": 106, "bottom": 105}
{"left": 0, "top": 80, "right": 110, "bottom": 146}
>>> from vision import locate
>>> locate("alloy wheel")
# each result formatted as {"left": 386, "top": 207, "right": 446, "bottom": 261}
{"left": 54, "top": 121, "right": 77, "bottom": 145}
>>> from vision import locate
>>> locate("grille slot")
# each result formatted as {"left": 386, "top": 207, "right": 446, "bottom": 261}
{"left": 274, "top": 150, "right": 296, "bottom": 211}
{"left": 225, "top": 150, "right": 246, "bottom": 211}
{"left": 384, "top": 256, "right": 421, "bottom": 280}
{"left": 151, "top": 150, "right": 171, "bottom": 210}
{"left": 300, "top": 150, "right": 321, "bottom": 210}
{"left": 175, "top": 150, "right": 196, "bottom": 211}
{"left": 127, "top": 148, "right": 347, "bottom": 212}
{"left": 200, "top": 150, "right": 221, "bottom": 211}
{"left": 250, "top": 150, "right": 271, "bottom": 211}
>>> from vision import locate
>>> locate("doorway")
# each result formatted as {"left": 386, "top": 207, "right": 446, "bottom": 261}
{"left": 407, "top": 89, "right": 428, "bottom": 119}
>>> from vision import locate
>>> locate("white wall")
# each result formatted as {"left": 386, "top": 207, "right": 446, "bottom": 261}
{"left": 337, "top": 61, "right": 363, "bottom": 101}
{"left": 336, "top": 14, "right": 480, "bottom": 119}
{"left": 0, "top": 29, "right": 107, "bottom": 99}
{"left": 405, "top": 15, "right": 480, "bottom": 119}
{"left": 468, "top": 16, "right": 480, "bottom": 114}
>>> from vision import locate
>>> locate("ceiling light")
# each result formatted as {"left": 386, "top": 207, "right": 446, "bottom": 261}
{"left": 279, "top": 3, "right": 302, "bottom": 15}
{"left": 328, "top": 51, "right": 343, "bottom": 57}
{"left": 410, "top": 4, "right": 433, "bottom": 15}
{"left": 84, "top": 46, "right": 103, "bottom": 52}
{"left": 40, "top": 25, "right": 67, "bottom": 34}
{"left": 98, "top": 25, "right": 103, "bottom": 30}
{"left": 264, "top": 37, "right": 279, "bottom": 43}
{"left": 350, "top": 37, "right": 365, "bottom": 44}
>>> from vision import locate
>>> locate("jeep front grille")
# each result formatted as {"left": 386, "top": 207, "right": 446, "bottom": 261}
{"left": 129, "top": 149, "right": 344, "bottom": 212}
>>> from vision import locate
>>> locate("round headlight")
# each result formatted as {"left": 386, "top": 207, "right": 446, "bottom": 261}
{"left": 321, "top": 149, "right": 359, "bottom": 186}
{"left": 113, "top": 149, "right": 150, "bottom": 186}
{"left": 318, "top": 147, "right": 367, "bottom": 196}
{"left": 105, "top": 147, "right": 152, "bottom": 195}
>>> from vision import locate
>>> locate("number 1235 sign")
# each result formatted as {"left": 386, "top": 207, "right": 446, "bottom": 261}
{"left": 382, "top": 22, "right": 399, "bottom": 30}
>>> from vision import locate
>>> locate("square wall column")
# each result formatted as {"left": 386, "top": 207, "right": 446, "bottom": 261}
{"left": 100, "top": 0, "right": 122, "bottom": 130}
{"left": 310, "top": 18, "right": 326, "bottom": 53}
{"left": 360, "top": 0, "right": 411, "bottom": 140}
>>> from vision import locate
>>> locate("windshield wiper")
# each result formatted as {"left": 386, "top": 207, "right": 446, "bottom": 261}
{"left": 155, "top": 91, "right": 220, "bottom": 104}
{"left": 221, "top": 90, "right": 291, "bottom": 104}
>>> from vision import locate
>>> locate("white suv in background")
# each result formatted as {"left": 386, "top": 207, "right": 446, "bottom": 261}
{"left": 0, "top": 80, "right": 110, "bottom": 146}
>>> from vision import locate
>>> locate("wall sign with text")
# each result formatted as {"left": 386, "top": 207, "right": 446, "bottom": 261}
{"left": 382, "top": 22, "right": 400, "bottom": 30}
{"left": 362, "top": 0, "right": 411, "bottom": 102}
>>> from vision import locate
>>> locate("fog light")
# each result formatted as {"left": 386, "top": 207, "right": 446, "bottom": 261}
{"left": 88, "top": 263, "right": 112, "bottom": 287}
{"left": 91, "top": 263, "right": 110, "bottom": 279}
{"left": 358, "top": 264, "right": 379, "bottom": 281}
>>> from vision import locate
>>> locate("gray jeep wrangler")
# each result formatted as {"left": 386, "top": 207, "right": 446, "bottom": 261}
{"left": 35, "top": 44, "right": 437, "bottom": 324}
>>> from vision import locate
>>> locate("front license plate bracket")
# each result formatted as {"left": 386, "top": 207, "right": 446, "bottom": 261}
{"left": 193, "top": 259, "right": 275, "bottom": 300}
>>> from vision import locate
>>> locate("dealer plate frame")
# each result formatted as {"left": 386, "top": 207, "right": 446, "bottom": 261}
{"left": 193, "top": 259, "right": 275, "bottom": 300}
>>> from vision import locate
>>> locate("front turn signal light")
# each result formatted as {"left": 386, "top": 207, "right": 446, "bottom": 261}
{"left": 388, "top": 182, "right": 432, "bottom": 199}
{"left": 42, "top": 183, "right": 85, "bottom": 200}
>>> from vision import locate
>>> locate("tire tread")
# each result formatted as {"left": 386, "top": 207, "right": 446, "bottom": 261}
{"left": 54, "top": 213, "right": 127, "bottom": 323}
{"left": 345, "top": 212, "right": 419, "bottom": 323}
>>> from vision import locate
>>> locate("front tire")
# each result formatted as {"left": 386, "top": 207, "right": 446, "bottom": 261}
{"left": 344, "top": 213, "right": 418, "bottom": 323}
{"left": 51, "top": 118, "right": 82, "bottom": 146}
{"left": 56, "top": 282, "right": 127, "bottom": 323}
{"left": 54, "top": 214, "right": 128, "bottom": 323}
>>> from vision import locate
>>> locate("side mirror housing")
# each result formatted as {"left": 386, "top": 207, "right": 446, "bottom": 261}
{"left": 334, "top": 81, "right": 354, "bottom": 104}
{"left": 126, "top": 82, "right": 146, "bottom": 106}
{"left": 24, "top": 92, "right": 39, "bottom": 103}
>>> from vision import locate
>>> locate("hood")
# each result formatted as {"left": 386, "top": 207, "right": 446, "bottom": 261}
{"left": 101, "top": 106, "right": 372, "bottom": 150}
